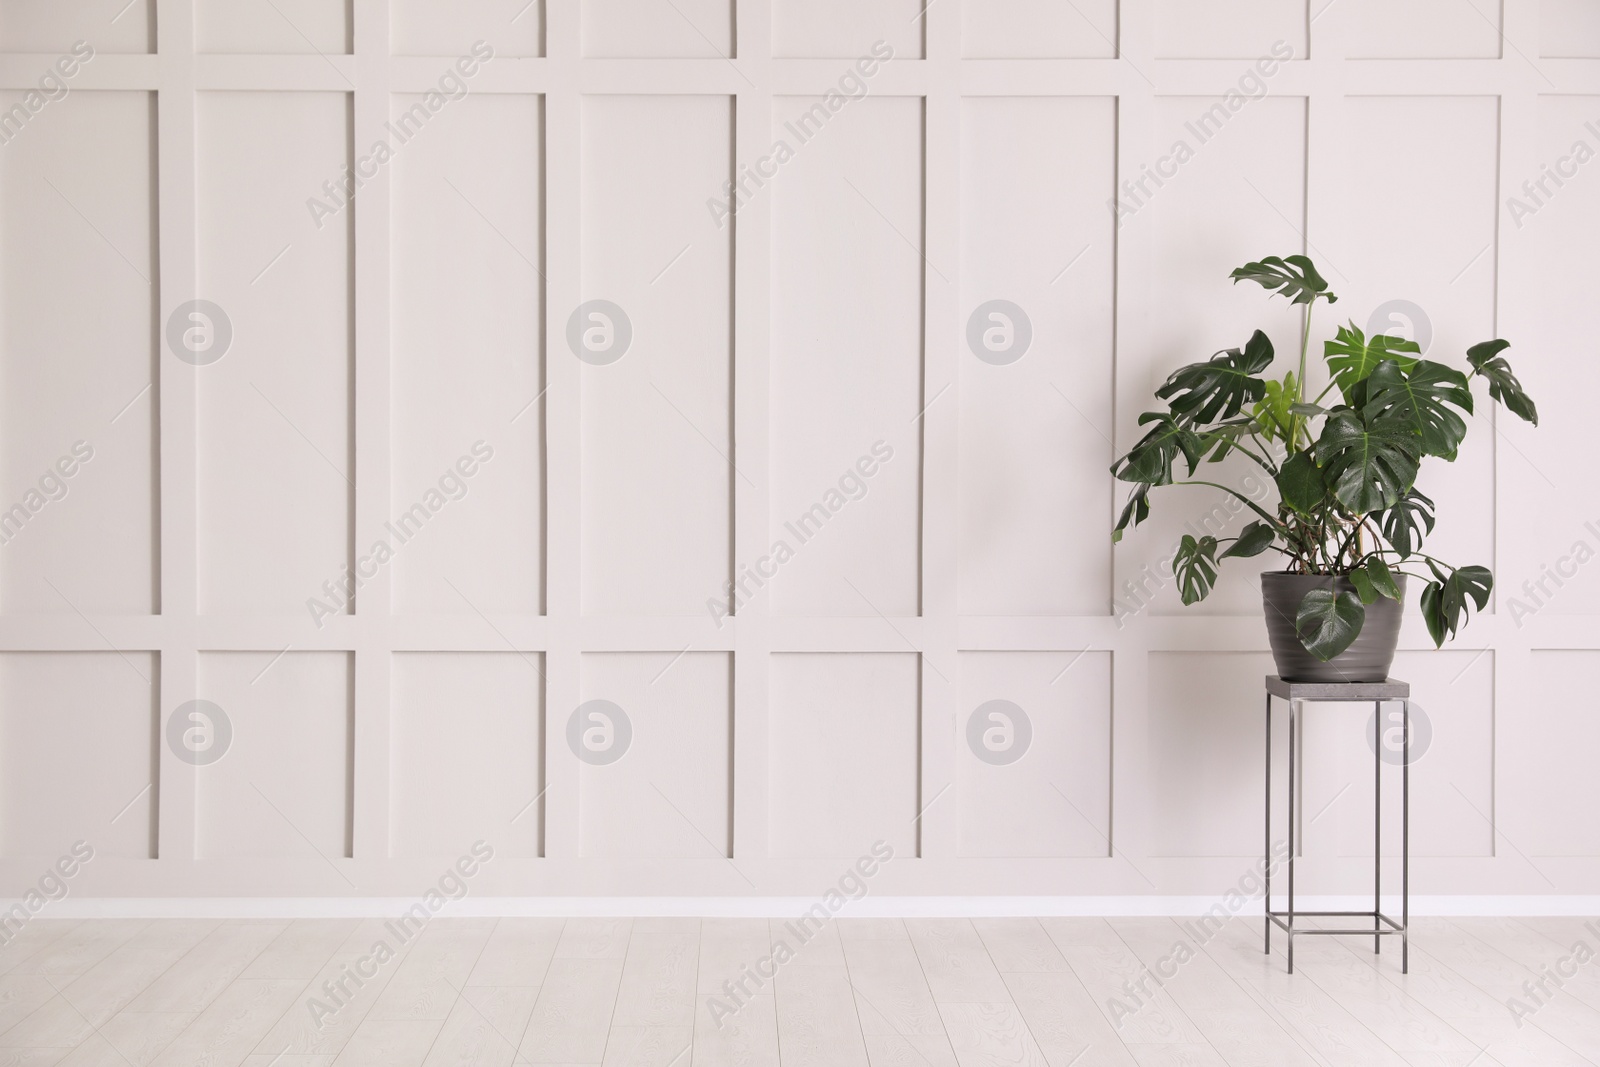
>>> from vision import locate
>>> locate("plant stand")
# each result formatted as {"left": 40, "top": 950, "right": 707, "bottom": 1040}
{"left": 1264, "top": 675, "right": 1410, "bottom": 974}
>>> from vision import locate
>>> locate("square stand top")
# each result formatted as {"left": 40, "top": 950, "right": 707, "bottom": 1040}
{"left": 1266, "top": 675, "right": 1410, "bottom": 701}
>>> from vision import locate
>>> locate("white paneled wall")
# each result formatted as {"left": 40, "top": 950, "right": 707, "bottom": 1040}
{"left": 0, "top": 0, "right": 1597, "bottom": 905}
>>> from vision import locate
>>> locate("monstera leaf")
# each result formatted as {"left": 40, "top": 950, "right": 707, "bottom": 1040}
{"left": 1111, "top": 413, "right": 1203, "bottom": 486}
{"left": 1324, "top": 322, "right": 1421, "bottom": 399}
{"left": 1251, "top": 372, "right": 1299, "bottom": 443}
{"left": 1379, "top": 489, "right": 1435, "bottom": 558}
{"left": 1420, "top": 563, "right": 1493, "bottom": 646}
{"left": 1363, "top": 358, "right": 1474, "bottom": 461}
{"left": 1197, "top": 418, "right": 1256, "bottom": 463}
{"left": 1173, "top": 535, "right": 1219, "bottom": 605}
{"left": 1349, "top": 556, "right": 1401, "bottom": 605}
{"left": 1230, "top": 255, "right": 1337, "bottom": 306}
{"left": 1156, "top": 330, "right": 1275, "bottom": 425}
{"left": 1365, "top": 556, "right": 1402, "bottom": 600}
{"left": 1295, "top": 587, "right": 1366, "bottom": 661}
{"left": 1419, "top": 581, "right": 1447, "bottom": 646}
{"left": 1274, "top": 451, "right": 1327, "bottom": 515}
{"left": 1111, "top": 483, "right": 1150, "bottom": 543}
{"left": 1314, "top": 410, "right": 1421, "bottom": 514}
{"left": 1221, "top": 520, "right": 1277, "bottom": 559}
{"left": 1467, "top": 340, "right": 1539, "bottom": 426}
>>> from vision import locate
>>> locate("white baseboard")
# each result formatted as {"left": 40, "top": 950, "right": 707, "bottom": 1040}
{"left": 21, "top": 896, "right": 1600, "bottom": 918}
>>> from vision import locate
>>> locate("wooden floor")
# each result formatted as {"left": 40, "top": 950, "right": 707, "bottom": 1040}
{"left": 0, "top": 915, "right": 1595, "bottom": 1066}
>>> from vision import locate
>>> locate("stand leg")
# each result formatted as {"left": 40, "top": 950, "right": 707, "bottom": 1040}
{"left": 1403, "top": 698, "right": 1410, "bottom": 975}
{"left": 1288, "top": 699, "right": 1298, "bottom": 975}
{"left": 1375, "top": 699, "right": 1382, "bottom": 954}
{"left": 1265, "top": 691, "right": 1272, "bottom": 955}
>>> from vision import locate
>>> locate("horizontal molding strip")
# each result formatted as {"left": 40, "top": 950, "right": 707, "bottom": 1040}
{"left": 24, "top": 895, "right": 1600, "bottom": 918}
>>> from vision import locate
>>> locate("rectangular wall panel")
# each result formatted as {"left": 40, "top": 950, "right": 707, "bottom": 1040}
{"left": 1331, "top": 96, "right": 1499, "bottom": 613}
{"left": 1154, "top": 0, "right": 1305, "bottom": 59}
{"left": 1338, "top": 0, "right": 1501, "bottom": 58}
{"left": 962, "top": 0, "right": 1116, "bottom": 58}
{"left": 0, "top": 2, "right": 152, "bottom": 52}
{"left": 577, "top": 652, "right": 731, "bottom": 858}
{"left": 196, "top": 92, "right": 352, "bottom": 616}
{"left": 769, "top": 653, "right": 920, "bottom": 858}
{"left": 0, "top": 90, "right": 156, "bottom": 615}
{"left": 391, "top": 0, "right": 542, "bottom": 57}
{"left": 196, "top": 0, "right": 349, "bottom": 54}
{"left": 391, "top": 653, "right": 544, "bottom": 859}
{"left": 959, "top": 97, "right": 1115, "bottom": 617}
{"left": 1132, "top": 96, "right": 1306, "bottom": 619}
{"left": 392, "top": 93, "right": 544, "bottom": 616}
{"left": 0, "top": 652, "right": 156, "bottom": 858}
{"left": 580, "top": 95, "right": 732, "bottom": 617}
{"left": 196, "top": 652, "right": 351, "bottom": 860}
{"left": 583, "top": 0, "right": 731, "bottom": 57}
{"left": 1511, "top": 95, "right": 1600, "bottom": 617}
{"left": 1543, "top": 0, "right": 1600, "bottom": 56}
{"left": 769, "top": 95, "right": 923, "bottom": 617}
{"left": 1147, "top": 651, "right": 1273, "bottom": 858}
{"left": 1520, "top": 651, "right": 1600, "bottom": 856}
{"left": 957, "top": 652, "right": 1111, "bottom": 858}
{"left": 772, "top": 0, "right": 922, "bottom": 59}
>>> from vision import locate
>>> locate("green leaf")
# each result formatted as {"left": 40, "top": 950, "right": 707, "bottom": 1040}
{"left": 1295, "top": 587, "right": 1367, "bottom": 661}
{"left": 1466, "top": 339, "right": 1539, "bottom": 426}
{"left": 1363, "top": 358, "right": 1474, "bottom": 461}
{"left": 1112, "top": 484, "right": 1150, "bottom": 542}
{"left": 1442, "top": 564, "right": 1493, "bottom": 625}
{"left": 1313, "top": 410, "right": 1422, "bottom": 514}
{"left": 1379, "top": 489, "right": 1435, "bottom": 558}
{"left": 1454, "top": 564, "right": 1493, "bottom": 610}
{"left": 1197, "top": 419, "right": 1254, "bottom": 463}
{"left": 1112, "top": 413, "right": 1203, "bottom": 485}
{"left": 1365, "top": 556, "right": 1401, "bottom": 600}
{"left": 1421, "top": 563, "right": 1494, "bottom": 646}
{"left": 1220, "top": 520, "right": 1276, "bottom": 559}
{"left": 1349, "top": 566, "right": 1379, "bottom": 605}
{"left": 1230, "top": 255, "right": 1338, "bottom": 306}
{"left": 1251, "top": 372, "right": 1298, "bottom": 443}
{"left": 1173, "top": 535, "right": 1219, "bottom": 605}
{"left": 1157, "top": 330, "right": 1275, "bottom": 426}
{"left": 1324, "top": 322, "right": 1420, "bottom": 399}
{"left": 1274, "top": 451, "right": 1327, "bottom": 514}
{"left": 1420, "top": 581, "right": 1448, "bottom": 647}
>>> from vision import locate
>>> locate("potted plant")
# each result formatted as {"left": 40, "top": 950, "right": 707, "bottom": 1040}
{"left": 1111, "top": 255, "right": 1538, "bottom": 682}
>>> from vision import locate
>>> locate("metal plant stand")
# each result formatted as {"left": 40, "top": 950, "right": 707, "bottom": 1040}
{"left": 1264, "top": 675, "right": 1410, "bottom": 974}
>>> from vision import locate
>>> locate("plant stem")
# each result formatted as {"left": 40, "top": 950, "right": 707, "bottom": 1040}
{"left": 1291, "top": 301, "right": 1315, "bottom": 449}
{"left": 1222, "top": 438, "right": 1279, "bottom": 476}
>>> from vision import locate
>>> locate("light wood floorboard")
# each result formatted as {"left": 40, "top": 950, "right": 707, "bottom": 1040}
{"left": 0, "top": 918, "right": 1583, "bottom": 1067}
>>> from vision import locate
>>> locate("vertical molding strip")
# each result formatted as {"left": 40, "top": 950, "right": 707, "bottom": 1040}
{"left": 542, "top": 0, "right": 582, "bottom": 862}
{"left": 153, "top": 0, "right": 199, "bottom": 863}
{"left": 351, "top": 0, "right": 391, "bottom": 863}
{"left": 731, "top": 0, "right": 773, "bottom": 863}
{"left": 920, "top": 0, "right": 961, "bottom": 861}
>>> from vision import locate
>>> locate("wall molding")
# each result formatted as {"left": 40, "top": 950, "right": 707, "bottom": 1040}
{"left": 23, "top": 895, "right": 1600, "bottom": 918}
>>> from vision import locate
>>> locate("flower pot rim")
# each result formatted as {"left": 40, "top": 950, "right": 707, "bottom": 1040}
{"left": 1259, "top": 570, "right": 1408, "bottom": 583}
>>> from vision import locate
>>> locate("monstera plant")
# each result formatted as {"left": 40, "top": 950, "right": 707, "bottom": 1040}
{"left": 1111, "top": 255, "right": 1538, "bottom": 680}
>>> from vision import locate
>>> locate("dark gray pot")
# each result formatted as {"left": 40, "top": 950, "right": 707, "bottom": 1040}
{"left": 1261, "top": 571, "right": 1407, "bottom": 683}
